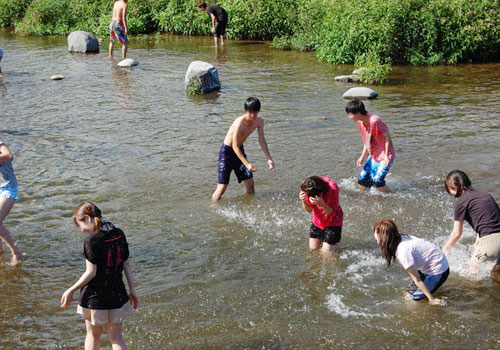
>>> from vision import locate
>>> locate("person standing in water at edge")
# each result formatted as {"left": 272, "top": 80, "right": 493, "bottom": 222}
{"left": 197, "top": 2, "right": 228, "bottom": 49}
{"left": 212, "top": 97, "right": 274, "bottom": 201}
{"left": 109, "top": 0, "right": 129, "bottom": 59}
{"left": 61, "top": 202, "right": 138, "bottom": 350}
{"left": 0, "top": 137, "right": 22, "bottom": 265}
{"left": 0, "top": 47, "right": 3, "bottom": 77}
{"left": 374, "top": 220, "right": 448, "bottom": 305}
{"left": 442, "top": 170, "right": 500, "bottom": 277}
{"left": 345, "top": 99, "right": 395, "bottom": 193}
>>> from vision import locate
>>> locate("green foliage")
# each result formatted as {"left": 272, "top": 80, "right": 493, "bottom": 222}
{"left": 354, "top": 51, "right": 392, "bottom": 85}
{"left": 1, "top": 0, "right": 498, "bottom": 69}
{"left": 187, "top": 79, "right": 202, "bottom": 95}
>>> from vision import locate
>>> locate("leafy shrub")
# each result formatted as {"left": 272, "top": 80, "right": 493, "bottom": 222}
{"left": 272, "top": 36, "right": 291, "bottom": 50}
{"left": 354, "top": 51, "right": 392, "bottom": 85}
{"left": 0, "top": 0, "right": 31, "bottom": 27}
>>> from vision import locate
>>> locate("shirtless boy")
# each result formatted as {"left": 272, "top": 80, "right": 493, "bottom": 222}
{"left": 109, "top": 0, "right": 129, "bottom": 59}
{"left": 212, "top": 97, "right": 275, "bottom": 201}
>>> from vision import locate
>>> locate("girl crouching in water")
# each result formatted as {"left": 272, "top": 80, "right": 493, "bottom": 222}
{"left": 61, "top": 202, "right": 138, "bottom": 350}
{"left": 374, "top": 220, "right": 448, "bottom": 305}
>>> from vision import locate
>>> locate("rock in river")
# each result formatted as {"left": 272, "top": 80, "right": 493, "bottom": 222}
{"left": 185, "top": 61, "right": 221, "bottom": 94}
{"left": 342, "top": 87, "right": 378, "bottom": 100}
{"left": 50, "top": 75, "right": 64, "bottom": 80}
{"left": 335, "top": 75, "right": 360, "bottom": 83}
{"left": 67, "top": 31, "right": 99, "bottom": 53}
{"left": 117, "top": 58, "right": 139, "bottom": 67}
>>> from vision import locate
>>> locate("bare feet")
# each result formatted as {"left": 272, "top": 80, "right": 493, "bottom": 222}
{"left": 10, "top": 253, "right": 22, "bottom": 266}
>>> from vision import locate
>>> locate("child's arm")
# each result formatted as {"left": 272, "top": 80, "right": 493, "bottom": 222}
{"left": 123, "top": 259, "right": 139, "bottom": 309}
{"left": 60, "top": 260, "right": 97, "bottom": 308}
{"left": 357, "top": 145, "right": 368, "bottom": 166}
{"left": 232, "top": 122, "right": 256, "bottom": 172}
{"left": 0, "top": 144, "right": 14, "bottom": 162}
{"left": 257, "top": 120, "right": 274, "bottom": 170}
{"left": 382, "top": 131, "right": 392, "bottom": 166}
{"left": 123, "top": 3, "right": 128, "bottom": 35}
{"left": 299, "top": 191, "right": 312, "bottom": 213}
{"left": 406, "top": 266, "right": 446, "bottom": 305}
{"left": 309, "top": 196, "right": 333, "bottom": 214}
{"left": 210, "top": 14, "right": 216, "bottom": 33}
{"left": 442, "top": 220, "right": 464, "bottom": 254}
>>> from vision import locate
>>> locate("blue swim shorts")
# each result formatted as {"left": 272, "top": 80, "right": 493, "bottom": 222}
{"left": 217, "top": 144, "right": 253, "bottom": 185}
{"left": 358, "top": 156, "right": 393, "bottom": 188}
{"left": 408, "top": 268, "right": 449, "bottom": 301}
{"left": 0, "top": 183, "right": 20, "bottom": 201}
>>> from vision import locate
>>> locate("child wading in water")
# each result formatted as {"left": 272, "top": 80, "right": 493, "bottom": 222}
{"left": 374, "top": 220, "right": 448, "bottom": 305}
{"left": 0, "top": 47, "right": 3, "bottom": 77}
{"left": 61, "top": 202, "right": 138, "bottom": 350}
{"left": 212, "top": 97, "right": 274, "bottom": 201}
{"left": 0, "top": 138, "right": 22, "bottom": 265}
{"left": 300, "top": 176, "right": 343, "bottom": 254}
{"left": 197, "top": 2, "right": 228, "bottom": 49}
{"left": 345, "top": 99, "right": 395, "bottom": 193}
{"left": 442, "top": 170, "right": 500, "bottom": 277}
{"left": 109, "top": 0, "right": 129, "bottom": 59}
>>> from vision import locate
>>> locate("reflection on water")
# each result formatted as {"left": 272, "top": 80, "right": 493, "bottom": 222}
{"left": 0, "top": 29, "right": 499, "bottom": 349}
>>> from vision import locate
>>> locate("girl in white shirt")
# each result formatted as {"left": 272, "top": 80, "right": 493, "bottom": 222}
{"left": 374, "top": 220, "right": 448, "bottom": 305}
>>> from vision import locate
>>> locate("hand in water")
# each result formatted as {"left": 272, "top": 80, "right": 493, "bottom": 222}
{"left": 429, "top": 298, "right": 446, "bottom": 306}
{"left": 267, "top": 159, "right": 275, "bottom": 170}
{"left": 60, "top": 289, "right": 74, "bottom": 308}
{"left": 129, "top": 291, "right": 139, "bottom": 309}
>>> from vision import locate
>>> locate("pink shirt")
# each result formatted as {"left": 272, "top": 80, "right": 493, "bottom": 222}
{"left": 305, "top": 177, "right": 343, "bottom": 229}
{"left": 358, "top": 113, "right": 395, "bottom": 162}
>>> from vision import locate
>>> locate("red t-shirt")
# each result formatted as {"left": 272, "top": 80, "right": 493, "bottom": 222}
{"left": 305, "top": 177, "right": 343, "bottom": 229}
{"left": 358, "top": 113, "right": 395, "bottom": 162}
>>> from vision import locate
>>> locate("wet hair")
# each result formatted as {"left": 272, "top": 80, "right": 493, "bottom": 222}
{"left": 244, "top": 97, "right": 261, "bottom": 112}
{"left": 374, "top": 220, "right": 402, "bottom": 268}
{"left": 301, "top": 176, "right": 329, "bottom": 198}
{"left": 445, "top": 170, "right": 472, "bottom": 198}
{"left": 197, "top": 1, "right": 207, "bottom": 9}
{"left": 345, "top": 99, "right": 367, "bottom": 115}
{"left": 72, "top": 202, "right": 103, "bottom": 231}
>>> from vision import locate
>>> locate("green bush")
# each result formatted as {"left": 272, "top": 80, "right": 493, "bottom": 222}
{"left": 272, "top": 36, "right": 291, "bottom": 50}
{"left": 0, "top": 0, "right": 31, "bottom": 27}
{"left": 354, "top": 51, "right": 392, "bottom": 85}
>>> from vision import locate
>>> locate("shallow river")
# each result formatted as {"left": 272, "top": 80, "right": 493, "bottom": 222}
{"left": 0, "top": 30, "right": 499, "bottom": 349}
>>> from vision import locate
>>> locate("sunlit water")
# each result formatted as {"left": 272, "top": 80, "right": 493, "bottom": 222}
{"left": 0, "top": 29, "right": 500, "bottom": 349}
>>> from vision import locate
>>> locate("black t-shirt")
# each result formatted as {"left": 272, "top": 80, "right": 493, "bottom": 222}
{"left": 207, "top": 5, "right": 228, "bottom": 22}
{"left": 79, "top": 225, "right": 130, "bottom": 309}
{"left": 454, "top": 189, "right": 500, "bottom": 238}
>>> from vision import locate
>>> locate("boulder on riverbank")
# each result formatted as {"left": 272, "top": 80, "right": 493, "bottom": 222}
{"left": 342, "top": 87, "right": 378, "bottom": 100}
{"left": 117, "top": 58, "right": 139, "bottom": 67}
{"left": 335, "top": 75, "right": 360, "bottom": 83}
{"left": 185, "top": 61, "right": 221, "bottom": 94}
{"left": 67, "top": 31, "right": 99, "bottom": 53}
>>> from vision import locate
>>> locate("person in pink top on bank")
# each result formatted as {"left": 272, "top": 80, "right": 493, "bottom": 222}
{"left": 299, "top": 176, "right": 344, "bottom": 254}
{"left": 345, "top": 99, "right": 395, "bottom": 193}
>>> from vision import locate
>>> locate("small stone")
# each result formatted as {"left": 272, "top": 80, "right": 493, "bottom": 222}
{"left": 343, "top": 87, "right": 378, "bottom": 100}
{"left": 352, "top": 67, "right": 368, "bottom": 75}
{"left": 335, "top": 75, "right": 361, "bottom": 83}
{"left": 98, "top": 38, "right": 103, "bottom": 46}
{"left": 117, "top": 58, "right": 139, "bottom": 67}
{"left": 50, "top": 75, "right": 64, "bottom": 80}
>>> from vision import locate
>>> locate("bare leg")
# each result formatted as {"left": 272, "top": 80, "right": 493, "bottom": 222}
{"left": 0, "top": 197, "right": 21, "bottom": 265}
{"left": 107, "top": 322, "right": 127, "bottom": 350}
{"left": 357, "top": 184, "right": 369, "bottom": 190}
{"left": 212, "top": 183, "right": 228, "bottom": 202}
{"left": 85, "top": 321, "right": 103, "bottom": 350}
{"left": 242, "top": 178, "right": 255, "bottom": 195}
{"left": 109, "top": 42, "right": 115, "bottom": 57}
{"left": 492, "top": 264, "right": 500, "bottom": 282}
{"left": 214, "top": 36, "right": 219, "bottom": 49}
{"left": 320, "top": 242, "right": 336, "bottom": 254}
{"left": 220, "top": 35, "right": 224, "bottom": 46}
{"left": 122, "top": 43, "right": 127, "bottom": 60}
{"left": 309, "top": 238, "right": 321, "bottom": 250}
{"left": 375, "top": 185, "right": 391, "bottom": 193}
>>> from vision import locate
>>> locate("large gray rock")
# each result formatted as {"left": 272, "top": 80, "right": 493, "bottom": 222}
{"left": 185, "top": 61, "right": 221, "bottom": 94}
{"left": 67, "top": 31, "right": 99, "bottom": 53}
{"left": 343, "top": 87, "right": 378, "bottom": 100}
{"left": 335, "top": 75, "right": 360, "bottom": 83}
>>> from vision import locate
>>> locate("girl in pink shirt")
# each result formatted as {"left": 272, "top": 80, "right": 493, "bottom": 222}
{"left": 299, "top": 176, "right": 344, "bottom": 254}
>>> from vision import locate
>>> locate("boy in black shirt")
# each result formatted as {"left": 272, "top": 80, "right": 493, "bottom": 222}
{"left": 198, "top": 2, "right": 228, "bottom": 48}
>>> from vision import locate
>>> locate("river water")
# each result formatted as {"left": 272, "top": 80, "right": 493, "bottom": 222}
{"left": 0, "top": 30, "right": 499, "bottom": 349}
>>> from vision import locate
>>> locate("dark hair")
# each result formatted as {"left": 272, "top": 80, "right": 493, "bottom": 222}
{"left": 244, "top": 97, "right": 261, "bottom": 112}
{"left": 73, "top": 202, "right": 103, "bottom": 231}
{"left": 345, "top": 99, "right": 367, "bottom": 115}
{"left": 197, "top": 1, "right": 207, "bottom": 9}
{"left": 301, "top": 176, "right": 329, "bottom": 198}
{"left": 445, "top": 170, "right": 472, "bottom": 198}
{"left": 374, "top": 220, "right": 402, "bottom": 267}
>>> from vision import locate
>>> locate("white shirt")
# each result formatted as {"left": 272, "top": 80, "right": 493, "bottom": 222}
{"left": 396, "top": 235, "right": 449, "bottom": 275}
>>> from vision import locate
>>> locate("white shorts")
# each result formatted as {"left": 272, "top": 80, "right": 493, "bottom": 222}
{"left": 77, "top": 300, "right": 133, "bottom": 326}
